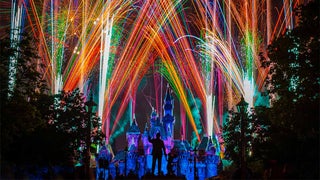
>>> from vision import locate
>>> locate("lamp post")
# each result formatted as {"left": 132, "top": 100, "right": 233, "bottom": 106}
{"left": 85, "top": 94, "right": 97, "bottom": 177}
{"left": 236, "top": 96, "right": 248, "bottom": 179}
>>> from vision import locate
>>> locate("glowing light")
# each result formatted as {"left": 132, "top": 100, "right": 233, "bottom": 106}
{"left": 2, "top": 0, "right": 300, "bottom": 148}
{"left": 243, "top": 75, "right": 254, "bottom": 108}
{"left": 99, "top": 12, "right": 114, "bottom": 143}
{"left": 8, "top": 0, "right": 24, "bottom": 98}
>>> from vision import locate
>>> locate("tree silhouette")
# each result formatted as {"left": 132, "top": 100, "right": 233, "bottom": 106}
{"left": 260, "top": 1, "right": 319, "bottom": 178}
{"left": 223, "top": 107, "right": 270, "bottom": 168}
{"left": 48, "top": 89, "right": 103, "bottom": 166}
{"left": 1, "top": 32, "right": 49, "bottom": 157}
{"left": 0, "top": 32, "right": 72, "bottom": 178}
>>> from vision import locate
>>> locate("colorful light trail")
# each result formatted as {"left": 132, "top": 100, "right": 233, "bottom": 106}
{"left": 1, "top": 0, "right": 303, "bottom": 150}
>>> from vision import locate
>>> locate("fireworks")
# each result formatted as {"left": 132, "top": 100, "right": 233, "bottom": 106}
{"left": 1, "top": 0, "right": 302, "bottom": 148}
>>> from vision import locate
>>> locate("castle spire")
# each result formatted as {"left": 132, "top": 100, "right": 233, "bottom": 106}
{"left": 162, "top": 84, "right": 175, "bottom": 139}
{"left": 163, "top": 84, "right": 173, "bottom": 117}
{"left": 133, "top": 113, "right": 137, "bottom": 126}
{"left": 129, "top": 97, "right": 133, "bottom": 125}
{"left": 165, "top": 83, "right": 172, "bottom": 102}
{"left": 126, "top": 112, "right": 140, "bottom": 152}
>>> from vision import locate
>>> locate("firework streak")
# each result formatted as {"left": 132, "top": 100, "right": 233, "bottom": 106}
{"left": 2, "top": 0, "right": 302, "bottom": 146}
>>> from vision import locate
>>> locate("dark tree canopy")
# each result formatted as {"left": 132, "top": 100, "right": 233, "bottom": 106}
{"left": 0, "top": 32, "right": 49, "bottom": 149}
{"left": 262, "top": 0, "right": 319, "bottom": 141}
{"left": 1, "top": 33, "right": 102, "bottom": 172}
{"left": 0, "top": 32, "right": 47, "bottom": 101}
{"left": 223, "top": 107, "right": 270, "bottom": 168}
{"left": 260, "top": 1, "right": 319, "bottom": 178}
{"left": 0, "top": 32, "right": 72, "bottom": 177}
{"left": 48, "top": 88, "right": 103, "bottom": 165}
{"left": 262, "top": 1, "right": 319, "bottom": 108}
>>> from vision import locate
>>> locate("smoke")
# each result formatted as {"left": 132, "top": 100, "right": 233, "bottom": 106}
{"left": 109, "top": 102, "right": 130, "bottom": 144}
{"left": 188, "top": 93, "right": 203, "bottom": 148}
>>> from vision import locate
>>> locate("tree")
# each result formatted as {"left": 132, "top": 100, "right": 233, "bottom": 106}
{"left": 223, "top": 107, "right": 270, "bottom": 169}
{"left": 260, "top": 1, "right": 319, "bottom": 178}
{"left": 47, "top": 89, "right": 103, "bottom": 166}
{"left": 0, "top": 32, "right": 49, "bottom": 157}
{"left": 0, "top": 32, "right": 47, "bottom": 101}
{"left": 0, "top": 32, "right": 73, "bottom": 178}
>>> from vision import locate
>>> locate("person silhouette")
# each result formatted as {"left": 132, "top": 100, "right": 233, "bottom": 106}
{"left": 148, "top": 132, "right": 167, "bottom": 176}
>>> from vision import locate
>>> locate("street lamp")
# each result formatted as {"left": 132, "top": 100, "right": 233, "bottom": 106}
{"left": 85, "top": 94, "right": 97, "bottom": 115}
{"left": 85, "top": 94, "right": 97, "bottom": 177}
{"left": 236, "top": 96, "right": 248, "bottom": 179}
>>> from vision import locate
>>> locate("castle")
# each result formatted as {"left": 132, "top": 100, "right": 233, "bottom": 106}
{"left": 96, "top": 86, "right": 220, "bottom": 179}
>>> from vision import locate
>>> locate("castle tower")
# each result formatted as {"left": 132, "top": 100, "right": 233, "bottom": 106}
{"left": 162, "top": 85, "right": 175, "bottom": 138}
{"left": 126, "top": 116, "right": 140, "bottom": 152}
{"left": 149, "top": 107, "right": 162, "bottom": 137}
{"left": 142, "top": 108, "right": 164, "bottom": 154}
{"left": 162, "top": 84, "right": 175, "bottom": 151}
{"left": 142, "top": 122, "right": 151, "bottom": 155}
{"left": 150, "top": 107, "right": 160, "bottom": 127}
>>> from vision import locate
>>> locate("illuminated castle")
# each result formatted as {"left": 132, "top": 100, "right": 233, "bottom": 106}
{"left": 141, "top": 85, "right": 175, "bottom": 155}
{"left": 97, "top": 85, "right": 220, "bottom": 179}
